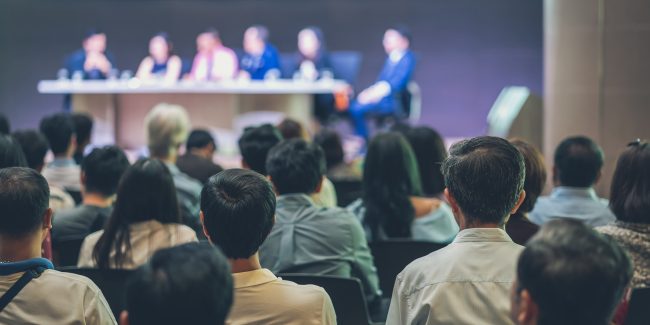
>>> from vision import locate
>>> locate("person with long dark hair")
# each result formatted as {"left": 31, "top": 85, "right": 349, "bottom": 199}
{"left": 77, "top": 158, "right": 197, "bottom": 269}
{"left": 348, "top": 132, "right": 458, "bottom": 242}
{"left": 401, "top": 126, "right": 447, "bottom": 198}
{"left": 136, "top": 32, "right": 182, "bottom": 82}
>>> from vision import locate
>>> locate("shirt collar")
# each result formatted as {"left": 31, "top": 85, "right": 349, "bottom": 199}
{"left": 452, "top": 228, "right": 514, "bottom": 244}
{"left": 0, "top": 258, "right": 53, "bottom": 276}
{"left": 389, "top": 49, "right": 406, "bottom": 63}
{"left": 276, "top": 194, "right": 315, "bottom": 208}
{"left": 48, "top": 158, "right": 76, "bottom": 167}
{"left": 551, "top": 186, "right": 599, "bottom": 200}
{"left": 232, "top": 268, "right": 277, "bottom": 289}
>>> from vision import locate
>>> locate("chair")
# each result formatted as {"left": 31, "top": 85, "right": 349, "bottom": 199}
{"left": 52, "top": 237, "right": 85, "bottom": 267}
{"left": 369, "top": 239, "right": 446, "bottom": 297}
{"left": 331, "top": 179, "right": 363, "bottom": 207}
{"left": 58, "top": 267, "right": 134, "bottom": 320}
{"left": 277, "top": 273, "right": 382, "bottom": 325}
{"left": 329, "top": 51, "right": 362, "bottom": 85}
{"left": 625, "top": 288, "right": 650, "bottom": 325}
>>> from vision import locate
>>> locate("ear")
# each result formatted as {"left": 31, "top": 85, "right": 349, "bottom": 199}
{"left": 119, "top": 311, "right": 129, "bottom": 325}
{"left": 511, "top": 190, "right": 527, "bottom": 214}
{"left": 595, "top": 169, "right": 602, "bottom": 185}
{"left": 267, "top": 175, "right": 280, "bottom": 196}
{"left": 517, "top": 289, "right": 538, "bottom": 325}
{"left": 199, "top": 211, "right": 211, "bottom": 242}
{"left": 444, "top": 188, "right": 463, "bottom": 228}
{"left": 42, "top": 208, "right": 53, "bottom": 231}
{"left": 80, "top": 171, "right": 87, "bottom": 187}
{"left": 241, "top": 159, "right": 249, "bottom": 169}
{"left": 313, "top": 176, "right": 324, "bottom": 194}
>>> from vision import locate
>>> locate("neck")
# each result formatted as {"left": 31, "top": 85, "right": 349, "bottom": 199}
{"left": 53, "top": 154, "right": 71, "bottom": 160}
{"left": 229, "top": 253, "right": 262, "bottom": 273}
{"left": 0, "top": 234, "right": 43, "bottom": 262}
{"left": 189, "top": 148, "right": 212, "bottom": 160}
{"left": 82, "top": 192, "right": 114, "bottom": 208}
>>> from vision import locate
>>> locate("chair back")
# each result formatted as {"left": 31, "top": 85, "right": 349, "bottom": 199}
{"left": 625, "top": 287, "right": 650, "bottom": 325}
{"left": 52, "top": 237, "right": 85, "bottom": 267}
{"left": 331, "top": 179, "right": 363, "bottom": 207}
{"left": 329, "top": 51, "right": 362, "bottom": 85}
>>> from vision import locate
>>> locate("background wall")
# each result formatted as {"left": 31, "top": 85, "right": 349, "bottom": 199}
{"left": 0, "top": 0, "right": 543, "bottom": 138}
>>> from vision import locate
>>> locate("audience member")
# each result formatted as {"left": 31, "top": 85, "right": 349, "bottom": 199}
{"left": 313, "top": 128, "right": 362, "bottom": 181}
{"left": 387, "top": 136, "right": 526, "bottom": 324}
{"left": 136, "top": 32, "right": 182, "bottom": 82}
{"left": 511, "top": 219, "right": 632, "bottom": 325}
{"left": 348, "top": 132, "right": 458, "bottom": 242}
{"left": 145, "top": 103, "right": 203, "bottom": 233}
{"left": 402, "top": 126, "right": 447, "bottom": 198}
{"left": 176, "top": 129, "right": 223, "bottom": 184}
{"left": 121, "top": 242, "right": 233, "bottom": 325}
{"left": 71, "top": 113, "right": 93, "bottom": 165}
{"left": 200, "top": 169, "right": 336, "bottom": 324}
{"left": 0, "top": 113, "right": 9, "bottom": 135}
{"left": 0, "top": 134, "right": 28, "bottom": 168}
{"left": 77, "top": 158, "right": 197, "bottom": 269}
{"left": 238, "top": 124, "right": 282, "bottom": 175}
{"left": 260, "top": 139, "right": 382, "bottom": 306}
{"left": 39, "top": 113, "right": 81, "bottom": 192}
{"left": 53, "top": 146, "right": 130, "bottom": 243}
{"left": 598, "top": 139, "right": 650, "bottom": 288}
{"left": 189, "top": 28, "right": 238, "bottom": 81}
{"left": 529, "top": 136, "right": 615, "bottom": 227}
{"left": 0, "top": 167, "right": 115, "bottom": 324}
{"left": 65, "top": 29, "right": 115, "bottom": 80}
{"left": 240, "top": 25, "right": 281, "bottom": 80}
{"left": 506, "top": 139, "right": 546, "bottom": 245}
{"left": 277, "top": 118, "right": 308, "bottom": 140}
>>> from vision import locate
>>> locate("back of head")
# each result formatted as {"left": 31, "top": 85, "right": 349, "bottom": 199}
{"left": 0, "top": 113, "right": 9, "bottom": 135}
{"left": 313, "top": 128, "right": 344, "bottom": 169}
{"left": 186, "top": 129, "right": 216, "bottom": 151}
{"left": 126, "top": 242, "right": 233, "bottom": 325}
{"left": 442, "top": 136, "right": 525, "bottom": 225}
{"left": 510, "top": 139, "right": 547, "bottom": 214}
{"left": 516, "top": 219, "right": 632, "bottom": 325}
{"left": 39, "top": 113, "right": 75, "bottom": 156}
{"left": 0, "top": 135, "right": 28, "bottom": 169}
{"left": 404, "top": 126, "right": 447, "bottom": 197}
{"left": 82, "top": 146, "right": 130, "bottom": 197}
{"left": 554, "top": 136, "right": 604, "bottom": 187}
{"left": 0, "top": 167, "right": 49, "bottom": 238}
{"left": 266, "top": 138, "right": 325, "bottom": 195}
{"left": 145, "top": 103, "right": 190, "bottom": 159}
{"left": 609, "top": 140, "right": 650, "bottom": 223}
{"left": 238, "top": 124, "right": 283, "bottom": 175}
{"left": 201, "top": 169, "right": 276, "bottom": 259}
{"left": 277, "top": 118, "right": 305, "bottom": 140}
{"left": 11, "top": 130, "right": 48, "bottom": 170}
{"left": 71, "top": 113, "right": 93, "bottom": 147}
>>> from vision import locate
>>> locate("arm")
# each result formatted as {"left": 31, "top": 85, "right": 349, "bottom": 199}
{"left": 84, "top": 285, "right": 118, "bottom": 325}
{"left": 383, "top": 52, "right": 415, "bottom": 93}
{"left": 386, "top": 276, "right": 408, "bottom": 325}
{"left": 321, "top": 290, "right": 337, "bottom": 325}
{"left": 136, "top": 56, "right": 153, "bottom": 79}
{"left": 164, "top": 55, "right": 182, "bottom": 82}
{"left": 347, "top": 215, "right": 382, "bottom": 303}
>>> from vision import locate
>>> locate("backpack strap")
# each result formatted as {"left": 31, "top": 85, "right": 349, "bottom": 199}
{"left": 0, "top": 266, "right": 46, "bottom": 312}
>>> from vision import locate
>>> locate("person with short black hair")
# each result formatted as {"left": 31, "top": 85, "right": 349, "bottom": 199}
{"left": 598, "top": 139, "right": 650, "bottom": 288}
{"left": 53, "top": 146, "right": 130, "bottom": 245}
{"left": 314, "top": 128, "right": 362, "bottom": 182}
{"left": 176, "top": 129, "right": 223, "bottom": 184}
{"left": 64, "top": 29, "right": 115, "bottom": 80}
{"left": 71, "top": 113, "right": 93, "bottom": 165}
{"left": 0, "top": 134, "right": 28, "bottom": 169}
{"left": 530, "top": 135, "right": 615, "bottom": 227}
{"left": 121, "top": 242, "right": 233, "bottom": 325}
{"left": 261, "top": 139, "right": 382, "bottom": 307}
{"left": 238, "top": 124, "right": 283, "bottom": 175}
{"left": 200, "top": 169, "right": 336, "bottom": 324}
{"left": 40, "top": 113, "right": 82, "bottom": 192}
{"left": 511, "top": 219, "right": 632, "bottom": 325}
{"left": 240, "top": 25, "right": 281, "bottom": 80}
{"left": 0, "top": 167, "right": 116, "bottom": 324}
{"left": 387, "top": 136, "right": 527, "bottom": 324}
{"left": 0, "top": 113, "right": 10, "bottom": 135}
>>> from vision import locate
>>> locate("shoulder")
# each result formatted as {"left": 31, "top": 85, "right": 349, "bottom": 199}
{"left": 165, "top": 223, "right": 198, "bottom": 240}
{"left": 39, "top": 269, "right": 104, "bottom": 296}
{"left": 81, "top": 230, "right": 104, "bottom": 248}
{"left": 270, "top": 278, "right": 331, "bottom": 305}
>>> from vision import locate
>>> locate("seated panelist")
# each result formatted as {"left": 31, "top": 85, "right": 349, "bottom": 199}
{"left": 189, "top": 28, "right": 238, "bottom": 81}
{"left": 239, "top": 25, "right": 281, "bottom": 80}
{"left": 65, "top": 29, "right": 115, "bottom": 80}
{"left": 294, "top": 26, "right": 332, "bottom": 81}
{"left": 136, "top": 32, "right": 182, "bottom": 82}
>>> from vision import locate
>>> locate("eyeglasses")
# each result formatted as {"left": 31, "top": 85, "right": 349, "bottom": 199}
{"left": 628, "top": 139, "right": 648, "bottom": 148}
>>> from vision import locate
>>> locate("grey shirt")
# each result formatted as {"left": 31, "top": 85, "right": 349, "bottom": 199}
{"left": 529, "top": 186, "right": 616, "bottom": 227}
{"left": 52, "top": 204, "right": 113, "bottom": 241}
{"left": 259, "top": 194, "right": 382, "bottom": 302}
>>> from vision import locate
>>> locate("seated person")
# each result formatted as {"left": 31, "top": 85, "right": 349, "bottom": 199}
{"left": 0, "top": 113, "right": 9, "bottom": 135}
{"left": 259, "top": 139, "right": 382, "bottom": 306}
{"left": 176, "top": 129, "right": 223, "bottom": 184}
{"left": 0, "top": 167, "right": 115, "bottom": 324}
{"left": 136, "top": 32, "right": 182, "bottom": 82}
{"left": 387, "top": 136, "right": 526, "bottom": 324}
{"left": 121, "top": 242, "right": 233, "bottom": 325}
{"left": 189, "top": 28, "right": 238, "bottom": 81}
{"left": 65, "top": 29, "right": 114, "bottom": 80}
{"left": 511, "top": 219, "right": 632, "bottom": 325}
{"left": 200, "top": 169, "right": 336, "bottom": 324}
{"left": 349, "top": 26, "right": 416, "bottom": 139}
{"left": 400, "top": 126, "right": 447, "bottom": 198}
{"left": 348, "top": 132, "right": 458, "bottom": 243}
{"left": 239, "top": 25, "right": 281, "bottom": 80}
{"left": 238, "top": 124, "right": 283, "bottom": 175}
{"left": 529, "top": 136, "right": 615, "bottom": 227}
{"left": 0, "top": 134, "right": 27, "bottom": 169}
{"left": 77, "top": 159, "right": 197, "bottom": 269}
{"left": 313, "top": 128, "right": 362, "bottom": 182}
{"left": 52, "top": 146, "right": 130, "bottom": 243}
{"left": 39, "top": 113, "right": 82, "bottom": 192}
{"left": 71, "top": 113, "right": 93, "bottom": 165}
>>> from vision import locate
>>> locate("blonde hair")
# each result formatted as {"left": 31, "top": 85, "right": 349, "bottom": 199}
{"left": 145, "top": 103, "right": 190, "bottom": 158}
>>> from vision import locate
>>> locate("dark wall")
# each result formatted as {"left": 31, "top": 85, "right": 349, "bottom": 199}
{"left": 0, "top": 0, "right": 542, "bottom": 137}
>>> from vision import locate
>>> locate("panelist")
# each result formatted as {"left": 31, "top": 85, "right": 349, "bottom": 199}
{"left": 189, "top": 28, "right": 238, "bottom": 81}
{"left": 349, "top": 26, "right": 416, "bottom": 139}
{"left": 136, "top": 32, "right": 182, "bottom": 82}
{"left": 239, "top": 25, "right": 281, "bottom": 80}
{"left": 65, "top": 29, "right": 115, "bottom": 80}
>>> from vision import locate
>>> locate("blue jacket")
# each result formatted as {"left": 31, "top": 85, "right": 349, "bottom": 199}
{"left": 378, "top": 50, "right": 416, "bottom": 96}
{"left": 240, "top": 44, "right": 281, "bottom": 80}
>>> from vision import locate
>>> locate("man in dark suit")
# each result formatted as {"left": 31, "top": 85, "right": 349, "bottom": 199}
{"left": 65, "top": 29, "right": 115, "bottom": 80}
{"left": 176, "top": 129, "right": 223, "bottom": 184}
{"left": 350, "top": 26, "right": 416, "bottom": 139}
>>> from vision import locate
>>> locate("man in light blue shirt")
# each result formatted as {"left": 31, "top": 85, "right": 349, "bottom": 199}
{"left": 529, "top": 136, "right": 615, "bottom": 227}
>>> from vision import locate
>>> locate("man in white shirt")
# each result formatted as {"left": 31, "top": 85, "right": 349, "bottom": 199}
{"left": 0, "top": 167, "right": 115, "bottom": 324}
{"left": 200, "top": 168, "right": 336, "bottom": 325}
{"left": 387, "top": 136, "right": 527, "bottom": 325}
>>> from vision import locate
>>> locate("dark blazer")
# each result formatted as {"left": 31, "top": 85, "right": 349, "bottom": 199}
{"left": 176, "top": 153, "right": 224, "bottom": 185}
{"left": 370, "top": 50, "right": 416, "bottom": 114}
{"left": 64, "top": 49, "right": 116, "bottom": 80}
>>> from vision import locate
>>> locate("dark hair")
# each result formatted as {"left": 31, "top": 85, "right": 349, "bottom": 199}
{"left": 363, "top": 132, "right": 422, "bottom": 238}
{"left": 12, "top": 130, "right": 49, "bottom": 170}
{"left": 186, "top": 129, "right": 216, "bottom": 151}
{"left": 39, "top": 113, "right": 75, "bottom": 155}
{"left": 82, "top": 146, "right": 130, "bottom": 197}
{"left": 84, "top": 28, "right": 104, "bottom": 41}
{"left": 277, "top": 118, "right": 304, "bottom": 140}
{"left": 266, "top": 139, "right": 325, "bottom": 195}
{"left": 442, "top": 136, "right": 525, "bottom": 225}
{"left": 0, "top": 135, "right": 28, "bottom": 169}
{"left": 0, "top": 167, "right": 50, "bottom": 237}
{"left": 389, "top": 24, "right": 412, "bottom": 43}
{"left": 203, "top": 27, "right": 220, "bottom": 40}
{"left": 0, "top": 113, "right": 9, "bottom": 135}
{"left": 510, "top": 139, "right": 547, "bottom": 214}
{"left": 554, "top": 136, "right": 604, "bottom": 187}
{"left": 238, "top": 124, "right": 283, "bottom": 175}
{"left": 201, "top": 169, "right": 276, "bottom": 259}
{"left": 403, "top": 126, "right": 447, "bottom": 197}
{"left": 93, "top": 159, "right": 181, "bottom": 269}
{"left": 313, "top": 128, "right": 344, "bottom": 170}
{"left": 126, "top": 242, "right": 233, "bottom": 325}
{"left": 516, "top": 219, "right": 632, "bottom": 325}
{"left": 250, "top": 25, "right": 270, "bottom": 42}
{"left": 71, "top": 113, "right": 93, "bottom": 148}
{"left": 609, "top": 140, "right": 650, "bottom": 223}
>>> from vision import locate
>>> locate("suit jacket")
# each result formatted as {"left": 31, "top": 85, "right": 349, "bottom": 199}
{"left": 372, "top": 50, "right": 416, "bottom": 114}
